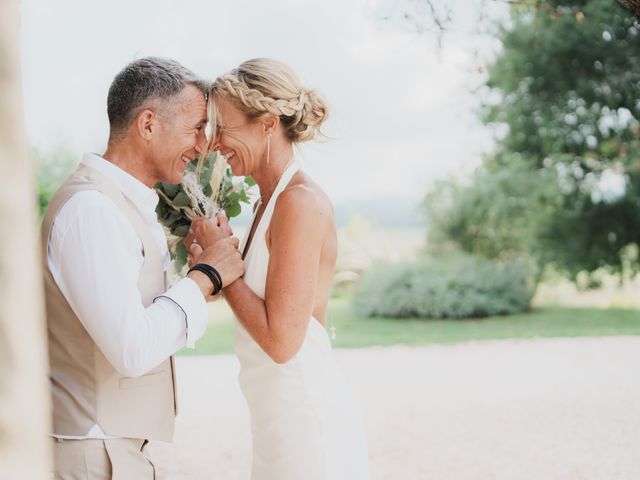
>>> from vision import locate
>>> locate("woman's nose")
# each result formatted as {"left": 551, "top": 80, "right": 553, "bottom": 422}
{"left": 209, "top": 139, "right": 221, "bottom": 153}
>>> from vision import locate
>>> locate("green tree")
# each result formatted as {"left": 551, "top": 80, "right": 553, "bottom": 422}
{"left": 427, "top": 0, "right": 640, "bottom": 280}
{"left": 425, "top": 156, "right": 560, "bottom": 264}
{"left": 33, "top": 148, "right": 76, "bottom": 216}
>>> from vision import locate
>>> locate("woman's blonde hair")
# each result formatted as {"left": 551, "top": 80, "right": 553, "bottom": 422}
{"left": 210, "top": 58, "right": 329, "bottom": 143}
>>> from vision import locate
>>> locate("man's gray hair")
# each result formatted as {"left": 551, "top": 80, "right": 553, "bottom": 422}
{"left": 107, "top": 57, "right": 208, "bottom": 138}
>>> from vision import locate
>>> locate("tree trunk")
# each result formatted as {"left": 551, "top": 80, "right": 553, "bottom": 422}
{"left": 619, "top": 0, "right": 640, "bottom": 19}
{"left": 0, "top": 0, "right": 52, "bottom": 478}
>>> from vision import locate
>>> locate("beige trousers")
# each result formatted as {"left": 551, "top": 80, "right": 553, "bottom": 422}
{"left": 52, "top": 438, "right": 157, "bottom": 480}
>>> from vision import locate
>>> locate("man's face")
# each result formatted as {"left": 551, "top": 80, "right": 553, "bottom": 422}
{"left": 149, "top": 85, "right": 208, "bottom": 185}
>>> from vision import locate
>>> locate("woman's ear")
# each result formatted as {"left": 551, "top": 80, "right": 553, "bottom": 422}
{"left": 262, "top": 115, "right": 280, "bottom": 135}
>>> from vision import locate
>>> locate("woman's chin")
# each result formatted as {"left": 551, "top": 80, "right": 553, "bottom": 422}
{"left": 229, "top": 163, "right": 243, "bottom": 176}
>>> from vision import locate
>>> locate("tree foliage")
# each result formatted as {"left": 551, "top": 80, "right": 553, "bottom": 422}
{"left": 34, "top": 148, "right": 77, "bottom": 216}
{"left": 618, "top": 0, "right": 640, "bottom": 20}
{"left": 427, "top": 0, "right": 640, "bottom": 280}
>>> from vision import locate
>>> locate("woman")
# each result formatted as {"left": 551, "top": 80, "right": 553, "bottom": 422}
{"left": 190, "top": 58, "right": 370, "bottom": 479}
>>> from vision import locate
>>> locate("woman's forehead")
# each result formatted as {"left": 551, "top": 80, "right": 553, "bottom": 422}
{"left": 214, "top": 96, "right": 246, "bottom": 125}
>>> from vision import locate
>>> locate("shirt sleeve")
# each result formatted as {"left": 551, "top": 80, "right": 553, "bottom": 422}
{"left": 48, "top": 192, "right": 208, "bottom": 378}
{"left": 154, "top": 277, "right": 208, "bottom": 348}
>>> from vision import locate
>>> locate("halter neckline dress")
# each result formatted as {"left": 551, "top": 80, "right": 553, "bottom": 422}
{"left": 236, "top": 160, "right": 370, "bottom": 480}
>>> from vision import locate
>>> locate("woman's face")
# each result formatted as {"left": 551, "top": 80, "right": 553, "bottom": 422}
{"left": 211, "top": 95, "right": 266, "bottom": 176}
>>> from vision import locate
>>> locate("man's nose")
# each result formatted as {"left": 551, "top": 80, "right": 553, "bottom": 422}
{"left": 195, "top": 131, "right": 208, "bottom": 155}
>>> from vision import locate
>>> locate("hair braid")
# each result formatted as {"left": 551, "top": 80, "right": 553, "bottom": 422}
{"left": 211, "top": 59, "right": 328, "bottom": 143}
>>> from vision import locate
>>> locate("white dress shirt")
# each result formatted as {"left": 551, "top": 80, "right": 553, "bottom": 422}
{"left": 48, "top": 153, "right": 208, "bottom": 438}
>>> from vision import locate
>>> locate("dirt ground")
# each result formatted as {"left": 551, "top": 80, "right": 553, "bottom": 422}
{"left": 154, "top": 336, "right": 640, "bottom": 479}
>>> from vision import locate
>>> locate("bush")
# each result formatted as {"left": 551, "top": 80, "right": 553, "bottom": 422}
{"left": 34, "top": 148, "right": 77, "bottom": 216}
{"left": 352, "top": 253, "right": 538, "bottom": 319}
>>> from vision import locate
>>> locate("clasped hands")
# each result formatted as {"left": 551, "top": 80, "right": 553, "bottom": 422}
{"left": 184, "top": 213, "right": 244, "bottom": 301}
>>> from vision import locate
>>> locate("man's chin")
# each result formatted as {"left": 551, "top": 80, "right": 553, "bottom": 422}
{"left": 158, "top": 176, "right": 181, "bottom": 186}
{"left": 170, "top": 171, "right": 185, "bottom": 185}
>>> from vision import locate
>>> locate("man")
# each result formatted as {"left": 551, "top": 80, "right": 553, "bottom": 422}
{"left": 42, "top": 57, "right": 244, "bottom": 478}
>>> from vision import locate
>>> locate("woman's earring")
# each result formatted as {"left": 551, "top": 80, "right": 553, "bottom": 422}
{"left": 266, "top": 132, "right": 272, "bottom": 165}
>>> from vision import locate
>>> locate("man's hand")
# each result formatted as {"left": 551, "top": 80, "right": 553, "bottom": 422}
{"left": 186, "top": 236, "right": 244, "bottom": 299}
{"left": 184, "top": 214, "right": 232, "bottom": 252}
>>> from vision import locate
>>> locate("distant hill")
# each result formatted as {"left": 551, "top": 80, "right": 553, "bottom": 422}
{"left": 231, "top": 194, "right": 425, "bottom": 229}
{"left": 333, "top": 195, "right": 425, "bottom": 229}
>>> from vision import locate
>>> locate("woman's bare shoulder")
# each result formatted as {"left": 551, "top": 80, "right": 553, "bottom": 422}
{"left": 276, "top": 172, "right": 334, "bottom": 221}
{"left": 274, "top": 173, "right": 334, "bottom": 235}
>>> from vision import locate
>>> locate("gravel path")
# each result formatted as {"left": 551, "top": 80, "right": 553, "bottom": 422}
{"left": 156, "top": 337, "right": 640, "bottom": 479}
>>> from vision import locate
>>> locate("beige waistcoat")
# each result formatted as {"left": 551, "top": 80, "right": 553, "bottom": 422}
{"left": 42, "top": 165, "right": 177, "bottom": 441}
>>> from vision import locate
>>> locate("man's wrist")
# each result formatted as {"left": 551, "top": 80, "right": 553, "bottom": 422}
{"left": 187, "top": 270, "right": 214, "bottom": 297}
{"left": 188, "top": 263, "right": 222, "bottom": 295}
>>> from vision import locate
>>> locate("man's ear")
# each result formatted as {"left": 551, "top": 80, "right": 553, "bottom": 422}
{"left": 136, "top": 109, "right": 158, "bottom": 140}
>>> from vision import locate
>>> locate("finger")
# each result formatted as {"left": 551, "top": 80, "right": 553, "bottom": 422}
{"left": 184, "top": 232, "right": 195, "bottom": 248}
{"left": 216, "top": 236, "right": 237, "bottom": 253}
{"left": 190, "top": 218, "right": 207, "bottom": 233}
{"left": 217, "top": 213, "right": 229, "bottom": 230}
{"left": 192, "top": 219, "right": 205, "bottom": 233}
{"left": 190, "top": 243, "right": 204, "bottom": 258}
{"left": 196, "top": 218, "right": 219, "bottom": 235}
{"left": 219, "top": 218, "right": 233, "bottom": 236}
{"left": 230, "top": 236, "right": 240, "bottom": 249}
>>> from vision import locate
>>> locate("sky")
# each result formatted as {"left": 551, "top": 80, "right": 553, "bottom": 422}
{"left": 19, "top": 0, "right": 507, "bottom": 207}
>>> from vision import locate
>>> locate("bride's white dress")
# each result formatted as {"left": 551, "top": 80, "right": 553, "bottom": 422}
{"left": 235, "top": 161, "right": 371, "bottom": 480}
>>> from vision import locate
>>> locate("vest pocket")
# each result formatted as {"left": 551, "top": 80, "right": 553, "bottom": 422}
{"left": 119, "top": 371, "right": 166, "bottom": 389}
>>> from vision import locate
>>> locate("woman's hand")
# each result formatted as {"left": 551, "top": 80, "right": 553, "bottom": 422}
{"left": 184, "top": 213, "right": 233, "bottom": 252}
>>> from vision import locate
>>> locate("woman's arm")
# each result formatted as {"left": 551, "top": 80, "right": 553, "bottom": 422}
{"left": 224, "top": 185, "right": 330, "bottom": 363}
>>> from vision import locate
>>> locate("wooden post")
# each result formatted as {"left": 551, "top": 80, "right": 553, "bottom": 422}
{"left": 0, "top": 0, "right": 52, "bottom": 478}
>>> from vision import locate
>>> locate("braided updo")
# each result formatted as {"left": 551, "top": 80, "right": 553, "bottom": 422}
{"left": 211, "top": 58, "right": 329, "bottom": 143}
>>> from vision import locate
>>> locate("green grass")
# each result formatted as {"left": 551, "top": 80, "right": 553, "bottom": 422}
{"left": 178, "top": 298, "right": 640, "bottom": 356}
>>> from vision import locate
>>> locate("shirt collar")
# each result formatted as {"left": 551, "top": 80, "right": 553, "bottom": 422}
{"left": 81, "top": 153, "right": 160, "bottom": 223}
